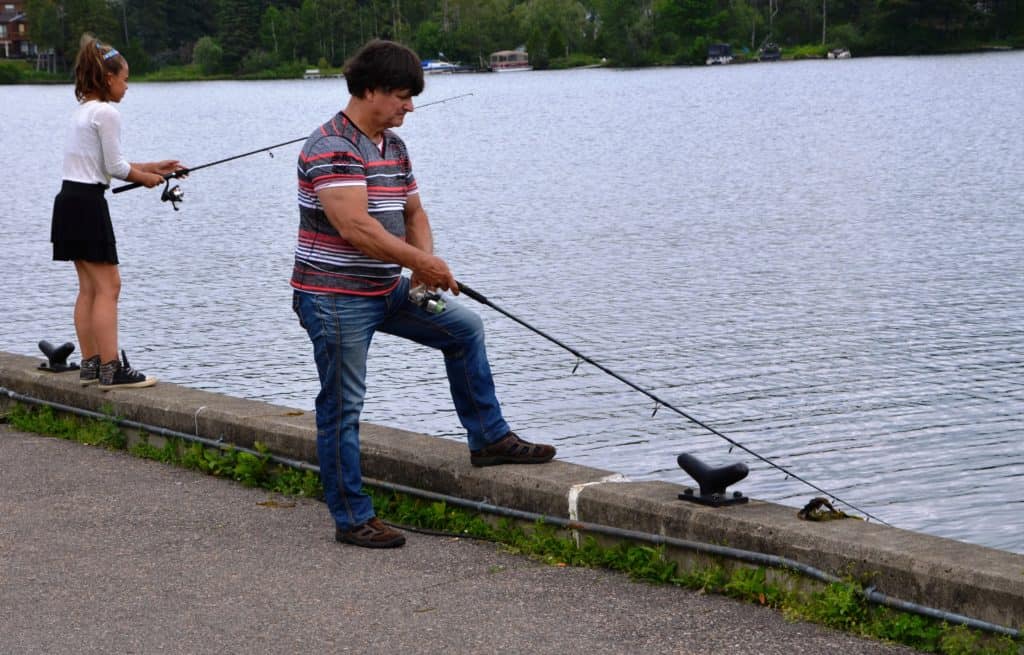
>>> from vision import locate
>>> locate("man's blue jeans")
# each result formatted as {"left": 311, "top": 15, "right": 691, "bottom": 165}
{"left": 293, "top": 277, "right": 511, "bottom": 530}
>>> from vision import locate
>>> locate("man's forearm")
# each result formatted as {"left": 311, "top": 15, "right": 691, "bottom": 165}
{"left": 404, "top": 208, "right": 434, "bottom": 256}
{"left": 332, "top": 213, "right": 430, "bottom": 270}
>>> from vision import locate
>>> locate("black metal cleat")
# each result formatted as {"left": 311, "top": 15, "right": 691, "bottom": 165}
{"left": 38, "top": 340, "right": 79, "bottom": 373}
{"left": 677, "top": 453, "right": 749, "bottom": 507}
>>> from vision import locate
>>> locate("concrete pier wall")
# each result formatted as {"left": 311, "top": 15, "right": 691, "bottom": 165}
{"left": 1, "top": 350, "right": 1021, "bottom": 630}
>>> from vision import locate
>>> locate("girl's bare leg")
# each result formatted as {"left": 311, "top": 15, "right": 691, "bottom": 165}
{"left": 73, "top": 261, "right": 121, "bottom": 363}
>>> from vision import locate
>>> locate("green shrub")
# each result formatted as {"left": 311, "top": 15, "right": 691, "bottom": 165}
{"left": 827, "top": 23, "right": 864, "bottom": 52}
{"left": 787, "top": 43, "right": 829, "bottom": 59}
{"left": 657, "top": 31, "right": 681, "bottom": 58}
{"left": 193, "top": 36, "right": 223, "bottom": 75}
{"left": 0, "top": 60, "right": 24, "bottom": 84}
{"left": 139, "top": 64, "right": 204, "bottom": 81}
{"left": 548, "top": 53, "right": 606, "bottom": 70}
{"left": 685, "top": 36, "right": 713, "bottom": 65}
{"left": 240, "top": 49, "right": 279, "bottom": 75}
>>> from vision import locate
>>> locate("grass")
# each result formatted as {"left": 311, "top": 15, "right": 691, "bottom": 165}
{"left": 0, "top": 59, "right": 67, "bottom": 84}
{"left": 3, "top": 401, "right": 1021, "bottom": 655}
{"left": 547, "top": 53, "right": 608, "bottom": 70}
{"left": 138, "top": 63, "right": 223, "bottom": 82}
{"left": 137, "top": 61, "right": 318, "bottom": 82}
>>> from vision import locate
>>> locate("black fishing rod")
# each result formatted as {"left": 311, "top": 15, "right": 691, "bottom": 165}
{"left": 111, "top": 136, "right": 305, "bottom": 196}
{"left": 111, "top": 92, "right": 475, "bottom": 197}
{"left": 456, "top": 281, "right": 891, "bottom": 526}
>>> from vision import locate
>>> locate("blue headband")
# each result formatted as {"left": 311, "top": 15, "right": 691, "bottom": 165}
{"left": 95, "top": 41, "right": 119, "bottom": 60}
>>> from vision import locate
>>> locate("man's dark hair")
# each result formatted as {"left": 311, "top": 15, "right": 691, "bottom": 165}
{"left": 344, "top": 39, "right": 424, "bottom": 97}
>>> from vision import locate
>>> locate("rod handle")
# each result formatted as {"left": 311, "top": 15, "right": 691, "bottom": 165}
{"left": 455, "top": 281, "right": 487, "bottom": 304}
{"left": 111, "top": 168, "right": 189, "bottom": 194}
{"left": 111, "top": 180, "right": 145, "bottom": 194}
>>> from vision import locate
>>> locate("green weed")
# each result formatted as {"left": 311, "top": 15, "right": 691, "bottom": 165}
{"left": 8, "top": 404, "right": 125, "bottom": 449}
{"left": 723, "top": 567, "right": 788, "bottom": 608}
{"left": 8, "top": 403, "right": 320, "bottom": 497}
{"left": 805, "top": 582, "right": 870, "bottom": 631}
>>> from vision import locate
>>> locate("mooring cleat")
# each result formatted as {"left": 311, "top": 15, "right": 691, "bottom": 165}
{"left": 38, "top": 340, "right": 80, "bottom": 373}
{"left": 676, "top": 453, "right": 749, "bottom": 507}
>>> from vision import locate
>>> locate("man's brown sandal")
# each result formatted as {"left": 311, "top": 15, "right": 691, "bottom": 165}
{"left": 470, "top": 431, "right": 556, "bottom": 467}
{"left": 335, "top": 517, "right": 406, "bottom": 548}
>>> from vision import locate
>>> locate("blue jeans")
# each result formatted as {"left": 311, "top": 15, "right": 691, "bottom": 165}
{"left": 292, "top": 277, "right": 511, "bottom": 530}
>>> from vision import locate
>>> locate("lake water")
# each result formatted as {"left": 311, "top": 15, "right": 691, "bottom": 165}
{"left": 1, "top": 53, "right": 1022, "bottom": 554}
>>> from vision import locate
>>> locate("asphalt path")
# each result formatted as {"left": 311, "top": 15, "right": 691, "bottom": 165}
{"left": 0, "top": 423, "right": 918, "bottom": 654}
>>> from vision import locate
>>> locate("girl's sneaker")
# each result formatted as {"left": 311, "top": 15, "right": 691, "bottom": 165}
{"left": 79, "top": 355, "right": 100, "bottom": 386}
{"left": 98, "top": 350, "right": 157, "bottom": 390}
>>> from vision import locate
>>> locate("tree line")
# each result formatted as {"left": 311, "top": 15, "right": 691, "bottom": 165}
{"left": 23, "top": 0, "right": 1024, "bottom": 75}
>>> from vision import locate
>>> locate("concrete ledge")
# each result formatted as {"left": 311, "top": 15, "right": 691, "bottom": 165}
{"left": 2, "top": 350, "right": 1021, "bottom": 630}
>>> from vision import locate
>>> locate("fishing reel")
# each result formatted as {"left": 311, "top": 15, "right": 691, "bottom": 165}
{"left": 409, "top": 284, "right": 446, "bottom": 314}
{"left": 161, "top": 179, "right": 185, "bottom": 211}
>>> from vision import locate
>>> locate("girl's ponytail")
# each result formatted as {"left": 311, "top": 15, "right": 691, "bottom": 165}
{"left": 73, "top": 33, "right": 125, "bottom": 102}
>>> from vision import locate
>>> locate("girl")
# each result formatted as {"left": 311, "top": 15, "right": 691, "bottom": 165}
{"left": 51, "top": 33, "right": 182, "bottom": 389}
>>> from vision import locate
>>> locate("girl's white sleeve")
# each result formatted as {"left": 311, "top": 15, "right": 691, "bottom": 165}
{"left": 93, "top": 104, "right": 132, "bottom": 180}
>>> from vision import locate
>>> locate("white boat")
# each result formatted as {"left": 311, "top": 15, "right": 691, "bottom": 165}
{"left": 705, "top": 43, "right": 733, "bottom": 65}
{"left": 302, "top": 68, "right": 343, "bottom": 80}
{"left": 489, "top": 49, "right": 532, "bottom": 72}
{"left": 827, "top": 48, "right": 852, "bottom": 59}
{"left": 758, "top": 42, "right": 781, "bottom": 62}
{"left": 422, "top": 59, "right": 458, "bottom": 74}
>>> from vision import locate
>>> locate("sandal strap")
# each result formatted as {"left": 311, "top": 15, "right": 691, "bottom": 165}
{"left": 506, "top": 437, "right": 543, "bottom": 456}
{"left": 350, "top": 519, "right": 385, "bottom": 539}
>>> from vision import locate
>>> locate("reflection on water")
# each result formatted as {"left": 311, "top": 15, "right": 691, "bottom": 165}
{"left": 2, "top": 53, "right": 1022, "bottom": 553}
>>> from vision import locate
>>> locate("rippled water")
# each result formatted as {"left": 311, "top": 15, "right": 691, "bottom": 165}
{"left": 2, "top": 53, "right": 1022, "bottom": 553}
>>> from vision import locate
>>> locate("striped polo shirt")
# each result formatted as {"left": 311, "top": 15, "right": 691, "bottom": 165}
{"left": 291, "top": 111, "right": 418, "bottom": 295}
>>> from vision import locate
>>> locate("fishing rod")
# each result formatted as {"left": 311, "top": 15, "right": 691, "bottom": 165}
{"left": 111, "top": 92, "right": 475, "bottom": 202}
{"left": 455, "top": 281, "right": 891, "bottom": 526}
{"left": 111, "top": 136, "right": 305, "bottom": 201}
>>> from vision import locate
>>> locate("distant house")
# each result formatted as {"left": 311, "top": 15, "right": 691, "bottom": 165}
{"left": 0, "top": 1, "right": 35, "bottom": 59}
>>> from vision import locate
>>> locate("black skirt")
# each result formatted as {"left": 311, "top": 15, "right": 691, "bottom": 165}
{"left": 51, "top": 180, "right": 119, "bottom": 264}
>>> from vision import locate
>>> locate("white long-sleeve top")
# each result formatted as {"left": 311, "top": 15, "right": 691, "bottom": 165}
{"left": 62, "top": 100, "right": 132, "bottom": 184}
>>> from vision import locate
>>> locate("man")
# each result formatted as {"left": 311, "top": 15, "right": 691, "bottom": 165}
{"left": 291, "top": 40, "right": 556, "bottom": 549}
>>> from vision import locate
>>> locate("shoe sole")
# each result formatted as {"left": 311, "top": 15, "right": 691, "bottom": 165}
{"left": 470, "top": 453, "right": 556, "bottom": 467}
{"left": 99, "top": 377, "right": 158, "bottom": 391}
{"left": 335, "top": 533, "right": 406, "bottom": 548}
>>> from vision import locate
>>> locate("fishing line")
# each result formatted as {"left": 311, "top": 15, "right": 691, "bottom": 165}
{"left": 111, "top": 92, "right": 475, "bottom": 196}
{"left": 456, "top": 282, "right": 891, "bottom": 526}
